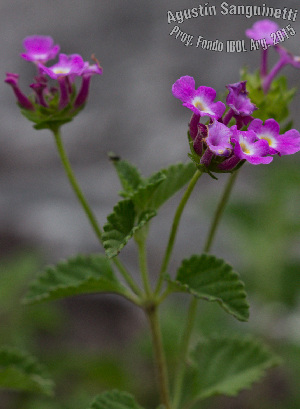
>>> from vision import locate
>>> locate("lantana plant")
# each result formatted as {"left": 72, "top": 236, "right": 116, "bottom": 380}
{"left": 2, "top": 21, "right": 300, "bottom": 409}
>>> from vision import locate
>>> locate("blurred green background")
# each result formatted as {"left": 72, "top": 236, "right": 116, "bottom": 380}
{"left": 0, "top": 157, "right": 299, "bottom": 409}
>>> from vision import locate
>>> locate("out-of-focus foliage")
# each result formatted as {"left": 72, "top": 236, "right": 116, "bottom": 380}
{"left": 0, "top": 157, "right": 299, "bottom": 409}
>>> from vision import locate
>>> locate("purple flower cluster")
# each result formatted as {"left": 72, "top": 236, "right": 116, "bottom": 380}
{"left": 172, "top": 75, "right": 300, "bottom": 173}
{"left": 5, "top": 35, "right": 102, "bottom": 121}
{"left": 245, "top": 20, "right": 300, "bottom": 92}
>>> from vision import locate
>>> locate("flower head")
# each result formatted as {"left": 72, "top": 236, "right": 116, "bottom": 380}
{"left": 38, "top": 53, "right": 86, "bottom": 109}
{"left": 231, "top": 126, "right": 272, "bottom": 165}
{"left": 172, "top": 76, "right": 226, "bottom": 120}
{"left": 245, "top": 19, "right": 280, "bottom": 45}
{"left": 226, "top": 81, "right": 257, "bottom": 117}
{"left": 5, "top": 36, "right": 103, "bottom": 131}
{"left": 249, "top": 118, "right": 300, "bottom": 156}
{"left": 21, "top": 35, "right": 60, "bottom": 64}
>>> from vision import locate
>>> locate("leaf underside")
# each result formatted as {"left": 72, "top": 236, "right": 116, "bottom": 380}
{"left": 182, "top": 336, "right": 280, "bottom": 404}
{"left": 102, "top": 200, "right": 156, "bottom": 258}
{"left": 88, "top": 389, "right": 145, "bottom": 409}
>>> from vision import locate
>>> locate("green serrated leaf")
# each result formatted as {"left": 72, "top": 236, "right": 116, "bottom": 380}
{"left": 131, "top": 171, "right": 166, "bottom": 211}
{"left": 109, "top": 155, "right": 144, "bottom": 198}
{"left": 23, "top": 254, "right": 131, "bottom": 304}
{"left": 103, "top": 200, "right": 156, "bottom": 258}
{"left": 0, "top": 347, "right": 54, "bottom": 396}
{"left": 130, "top": 163, "right": 197, "bottom": 211}
{"left": 146, "top": 162, "right": 196, "bottom": 209}
{"left": 105, "top": 161, "right": 196, "bottom": 256}
{"left": 182, "top": 336, "right": 280, "bottom": 404}
{"left": 110, "top": 157, "right": 196, "bottom": 211}
{"left": 88, "top": 389, "right": 144, "bottom": 409}
{"left": 169, "top": 254, "right": 249, "bottom": 322}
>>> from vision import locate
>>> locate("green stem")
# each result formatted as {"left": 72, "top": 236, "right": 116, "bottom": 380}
{"left": 146, "top": 306, "right": 171, "bottom": 409}
{"left": 172, "top": 170, "right": 239, "bottom": 409}
{"left": 203, "top": 170, "right": 239, "bottom": 253}
{"left": 155, "top": 169, "right": 203, "bottom": 295}
{"left": 172, "top": 297, "right": 198, "bottom": 408}
{"left": 114, "top": 258, "right": 142, "bottom": 297}
{"left": 137, "top": 236, "right": 152, "bottom": 297}
{"left": 53, "top": 128, "right": 103, "bottom": 243}
{"left": 52, "top": 128, "right": 142, "bottom": 297}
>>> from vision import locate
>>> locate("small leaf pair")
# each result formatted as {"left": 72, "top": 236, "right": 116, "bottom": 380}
{"left": 103, "top": 159, "right": 196, "bottom": 258}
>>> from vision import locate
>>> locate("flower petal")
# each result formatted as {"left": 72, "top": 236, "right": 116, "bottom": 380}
{"left": 21, "top": 35, "right": 60, "bottom": 63}
{"left": 172, "top": 76, "right": 195, "bottom": 101}
{"left": 276, "top": 129, "right": 300, "bottom": 155}
{"left": 245, "top": 19, "right": 280, "bottom": 45}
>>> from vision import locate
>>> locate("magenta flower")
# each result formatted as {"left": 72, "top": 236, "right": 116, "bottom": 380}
{"left": 39, "top": 53, "right": 85, "bottom": 80}
{"left": 276, "top": 46, "right": 300, "bottom": 69}
{"left": 29, "top": 75, "right": 49, "bottom": 107}
{"left": 172, "top": 76, "right": 226, "bottom": 119}
{"left": 205, "top": 120, "right": 232, "bottom": 156}
{"left": 249, "top": 118, "right": 300, "bottom": 156}
{"left": 5, "top": 73, "right": 35, "bottom": 111}
{"left": 39, "top": 53, "right": 85, "bottom": 109}
{"left": 192, "top": 123, "right": 207, "bottom": 156}
{"left": 245, "top": 19, "right": 280, "bottom": 45}
{"left": 74, "top": 58, "right": 103, "bottom": 109}
{"left": 200, "top": 120, "right": 232, "bottom": 167}
{"left": 226, "top": 81, "right": 257, "bottom": 117}
{"left": 245, "top": 19, "right": 281, "bottom": 78}
{"left": 263, "top": 46, "right": 300, "bottom": 92}
{"left": 189, "top": 113, "right": 201, "bottom": 140}
{"left": 21, "top": 35, "right": 60, "bottom": 64}
{"left": 81, "top": 59, "right": 103, "bottom": 76}
{"left": 231, "top": 126, "right": 273, "bottom": 165}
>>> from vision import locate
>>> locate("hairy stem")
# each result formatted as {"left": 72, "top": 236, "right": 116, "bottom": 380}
{"left": 146, "top": 306, "right": 171, "bottom": 409}
{"left": 172, "top": 170, "right": 239, "bottom": 409}
{"left": 203, "top": 170, "right": 239, "bottom": 253}
{"left": 172, "top": 297, "right": 198, "bottom": 408}
{"left": 52, "top": 128, "right": 142, "bottom": 297}
{"left": 53, "top": 128, "right": 103, "bottom": 243}
{"left": 155, "top": 169, "right": 203, "bottom": 294}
